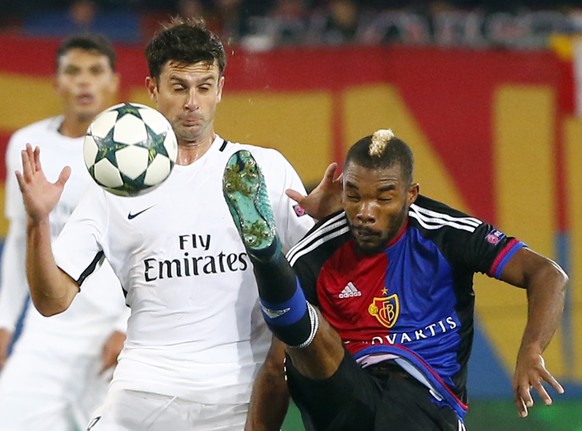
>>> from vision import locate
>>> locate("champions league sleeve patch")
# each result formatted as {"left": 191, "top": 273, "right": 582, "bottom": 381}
{"left": 293, "top": 204, "right": 307, "bottom": 217}
{"left": 485, "top": 229, "right": 505, "bottom": 245}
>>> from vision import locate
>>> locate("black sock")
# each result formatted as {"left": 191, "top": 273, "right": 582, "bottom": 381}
{"left": 251, "top": 252, "right": 316, "bottom": 347}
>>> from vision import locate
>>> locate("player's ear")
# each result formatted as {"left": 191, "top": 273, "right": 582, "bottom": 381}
{"left": 216, "top": 75, "right": 225, "bottom": 102}
{"left": 408, "top": 183, "right": 419, "bottom": 205}
{"left": 110, "top": 72, "right": 120, "bottom": 94}
{"left": 105, "top": 73, "right": 120, "bottom": 103}
{"left": 52, "top": 73, "right": 61, "bottom": 95}
{"left": 145, "top": 76, "right": 158, "bottom": 103}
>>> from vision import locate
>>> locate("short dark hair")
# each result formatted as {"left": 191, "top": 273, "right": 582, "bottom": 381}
{"left": 55, "top": 34, "right": 116, "bottom": 71}
{"left": 145, "top": 17, "right": 226, "bottom": 80}
{"left": 345, "top": 130, "right": 414, "bottom": 185}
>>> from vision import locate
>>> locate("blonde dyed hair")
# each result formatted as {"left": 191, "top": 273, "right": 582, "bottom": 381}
{"left": 368, "top": 129, "right": 395, "bottom": 157}
{"left": 345, "top": 128, "right": 414, "bottom": 184}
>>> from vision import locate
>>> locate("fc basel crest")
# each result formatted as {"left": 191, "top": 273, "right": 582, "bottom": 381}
{"left": 368, "top": 294, "right": 400, "bottom": 328}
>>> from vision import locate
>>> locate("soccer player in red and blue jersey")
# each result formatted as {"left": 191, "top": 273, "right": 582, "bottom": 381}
{"left": 223, "top": 129, "right": 567, "bottom": 431}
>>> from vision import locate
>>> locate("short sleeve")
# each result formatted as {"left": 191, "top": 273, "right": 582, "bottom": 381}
{"left": 53, "top": 185, "right": 108, "bottom": 286}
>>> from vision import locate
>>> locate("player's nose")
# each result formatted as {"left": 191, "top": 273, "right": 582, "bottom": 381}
{"left": 356, "top": 201, "right": 376, "bottom": 223}
{"left": 184, "top": 89, "right": 200, "bottom": 111}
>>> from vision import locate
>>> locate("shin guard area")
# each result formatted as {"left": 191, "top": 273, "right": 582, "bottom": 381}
{"left": 260, "top": 289, "right": 318, "bottom": 347}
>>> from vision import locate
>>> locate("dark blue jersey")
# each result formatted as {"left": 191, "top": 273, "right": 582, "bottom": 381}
{"left": 286, "top": 195, "right": 525, "bottom": 419}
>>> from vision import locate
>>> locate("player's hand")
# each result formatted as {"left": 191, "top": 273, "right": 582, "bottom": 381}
{"left": 15, "top": 144, "right": 71, "bottom": 224}
{"left": 286, "top": 162, "right": 342, "bottom": 221}
{"left": 0, "top": 328, "right": 13, "bottom": 370}
{"left": 99, "top": 330, "right": 126, "bottom": 375}
{"left": 513, "top": 348, "right": 564, "bottom": 418}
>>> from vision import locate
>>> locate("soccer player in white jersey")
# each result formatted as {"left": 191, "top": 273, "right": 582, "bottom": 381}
{"left": 15, "top": 18, "right": 315, "bottom": 430}
{"left": 0, "top": 35, "right": 129, "bottom": 430}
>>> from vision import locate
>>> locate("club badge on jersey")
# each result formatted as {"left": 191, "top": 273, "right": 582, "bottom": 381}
{"left": 368, "top": 294, "right": 400, "bottom": 329}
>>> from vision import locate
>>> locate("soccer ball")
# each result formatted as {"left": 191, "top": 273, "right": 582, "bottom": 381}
{"left": 83, "top": 102, "right": 178, "bottom": 197}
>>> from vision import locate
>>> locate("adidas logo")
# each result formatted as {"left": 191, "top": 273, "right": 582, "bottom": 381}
{"left": 339, "top": 282, "right": 362, "bottom": 299}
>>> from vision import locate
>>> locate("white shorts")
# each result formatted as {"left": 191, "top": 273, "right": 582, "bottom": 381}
{"left": 87, "top": 388, "right": 248, "bottom": 431}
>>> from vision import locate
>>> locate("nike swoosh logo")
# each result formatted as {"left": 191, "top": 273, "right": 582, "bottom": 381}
{"left": 128, "top": 206, "right": 154, "bottom": 220}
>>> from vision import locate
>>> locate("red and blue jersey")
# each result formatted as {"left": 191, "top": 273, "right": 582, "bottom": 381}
{"left": 286, "top": 195, "right": 525, "bottom": 419}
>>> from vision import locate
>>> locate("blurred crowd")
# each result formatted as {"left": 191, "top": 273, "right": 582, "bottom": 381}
{"left": 1, "top": 0, "right": 582, "bottom": 50}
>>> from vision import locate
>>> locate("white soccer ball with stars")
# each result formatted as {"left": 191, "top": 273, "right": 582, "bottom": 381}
{"left": 83, "top": 102, "right": 178, "bottom": 197}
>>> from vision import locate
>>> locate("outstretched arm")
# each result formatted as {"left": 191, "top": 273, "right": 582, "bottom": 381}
{"left": 16, "top": 144, "right": 79, "bottom": 316}
{"left": 286, "top": 162, "right": 343, "bottom": 220}
{"left": 500, "top": 247, "right": 567, "bottom": 418}
{"left": 245, "top": 339, "right": 290, "bottom": 431}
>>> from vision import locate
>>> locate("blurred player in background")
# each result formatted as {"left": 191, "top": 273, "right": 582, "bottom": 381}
{"left": 0, "top": 34, "right": 129, "bottom": 430}
{"left": 15, "top": 18, "right": 314, "bottom": 430}
{"left": 223, "top": 129, "right": 568, "bottom": 430}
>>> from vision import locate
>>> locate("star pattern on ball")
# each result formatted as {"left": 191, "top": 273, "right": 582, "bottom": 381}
{"left": 113, "top": 103, "right": 143, "bottom": 120}
{"left": 138, "top": 124, "right": 170, "bottom": 163}
{"left": 90, "top": 127, "right": 128, "bottom": 168}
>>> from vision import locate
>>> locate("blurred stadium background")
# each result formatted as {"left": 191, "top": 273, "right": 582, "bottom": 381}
{"left": 2, "top": 1, "right": 582, "bottom": 429}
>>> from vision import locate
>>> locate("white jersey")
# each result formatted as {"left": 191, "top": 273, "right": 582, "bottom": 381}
{"left": 53, "top": 135, "right": 314, "bottom": 404}
{"left": 0, "top": 116, "right": 129, "bottom": 352}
